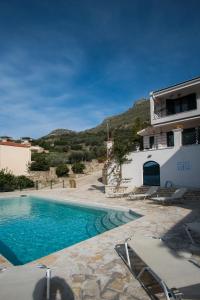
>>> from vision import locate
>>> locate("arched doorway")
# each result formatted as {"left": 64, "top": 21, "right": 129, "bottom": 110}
{"left": 143, "top": 161, "right": 160, "bottom": 186}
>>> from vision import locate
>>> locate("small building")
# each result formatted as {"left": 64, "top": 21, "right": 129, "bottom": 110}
{"left": 30, "top": 145, "right": 49, "bottom": 153}
{"left": 107, "top": 76, "right": 200, "bottom": 189}
{"left": 0, "top": 141, "right": 31, "bottom": 176}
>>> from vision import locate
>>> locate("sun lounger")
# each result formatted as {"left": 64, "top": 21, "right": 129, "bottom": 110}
{"left": 184, "top": 222, "right": 200, "bottom": 245}
{"left": 0, "top": 264, "right": 51, "bottom": 300}
{"left": 115, "top": 234, "right": 200, "bottom": 299}
{"left": 150, "top": 188, "right": 187, "bottom": 204}
{"left": 127, "top": 186, "right": 158, "bottom": 200}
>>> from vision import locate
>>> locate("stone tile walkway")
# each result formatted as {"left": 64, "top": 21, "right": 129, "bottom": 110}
{"left": 1, "top": 171, "right": 200, "bottom": 299}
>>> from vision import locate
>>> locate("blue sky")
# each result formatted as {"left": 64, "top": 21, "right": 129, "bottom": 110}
{"left": 0, "top": 0, "right": 200, "bottom": 138}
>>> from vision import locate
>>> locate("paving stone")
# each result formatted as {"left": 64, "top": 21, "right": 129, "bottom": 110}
{"left": 82, "top": 279, "right": 100, "bottom": 298}
{"left": 106, "top": 273, "right": 126, "bottom": 293}
{"left": 3, "top": 171, "right": 200, "bottom": 300}
{"left": 73, "top": 287, "right": 82, "bottom": 299}
{"left": 101, "top": 289, "right": 119, "bottom": 299}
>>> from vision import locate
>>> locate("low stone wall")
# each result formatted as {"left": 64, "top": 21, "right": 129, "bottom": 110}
{"left": 28, "top": 167, "right": 58, "bottom": 184}
{"left": 27, "top": 160, "right": 103, "bottom": 186}
{"left": 84, "top": 160, "right": 103, "bottom": 174}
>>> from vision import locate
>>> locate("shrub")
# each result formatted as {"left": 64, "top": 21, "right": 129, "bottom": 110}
{"left": 71, "top": 144, "right": 83, "bottom": 150}
{"left": 67, "top": 151, "right": 84, "bottom": 164}
{"left": 30, "top": 155, "right": 50, "bottom": 171}
{"left": 72, "top": 162, "right": 85, "bottom": 174}
{"left": 15, "top": 176, "right": 34, "bottom": 189}
{"left": 0, "top": 169, "right": 16, "bottom": 192}
{"left": 56, "top": 164, "right": 69, "bottom": 177}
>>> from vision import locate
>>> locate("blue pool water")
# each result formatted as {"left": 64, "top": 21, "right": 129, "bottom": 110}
{"left": 0, "top": 196, "right": 140, "bottom": 265}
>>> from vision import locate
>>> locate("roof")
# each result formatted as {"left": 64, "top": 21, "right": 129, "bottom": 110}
{"left": 0, "top": 141, "right": 30, "bottom": 148}
{"left": 151, "top": 76, "right": 200, "bottom": 97}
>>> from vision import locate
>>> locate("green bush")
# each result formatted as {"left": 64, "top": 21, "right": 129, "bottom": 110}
{"left": 56, "top": 164, "right": 69, "bottom": 177}
{"left": 67, "top": 151, "right": 84, "bottom": 164}
{"left": 15, "top": 176, "right": 34, "bottom": 189}
{"left": 30, "top": 154, "right": 50, "bottom": 171}
{"left": 72, "top": 162, "right": 85, "bottom": 174}
{"left": 71, "top": 144, "right": 83, "bottom": 150}
{"left": 0, "top": 169, "right": 16, "bottom": 192}
{"left": 0, "top": 170, "right": 34, "bottom": 192}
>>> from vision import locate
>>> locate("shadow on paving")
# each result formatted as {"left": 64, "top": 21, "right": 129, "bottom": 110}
{"left": 88, "top": 184, "right": 105, "bottom": 193}
{"left": 153, "top": 198, "right": 200, "bottom": 254}
{"left": 33, "top": 276, "right": 74, "bottom": 300}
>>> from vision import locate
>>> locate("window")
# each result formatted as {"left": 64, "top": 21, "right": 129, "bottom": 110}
{"left": 166, "top": 93, "right": 197, "bottom": 116}
{"left": 182, "top": 128, "right": 196, "bottom": 145}
{"left": 149, "top": 136, "right": 155, "bottom": 149}
{"left": 167, "top": 131, "right": 174, "bottom": 147}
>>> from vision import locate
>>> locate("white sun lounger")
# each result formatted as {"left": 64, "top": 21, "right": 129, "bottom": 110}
{"left": 0, "top": 264, "right": 51, "bottom": 300}
{"left": 150, "top": 188, "right": 187, "bottom": 204}
{"left": 116, "top": 234, "right": 200, "bottom": 299}
{"left": 127, "top": 186, "right": 158, "bottom": 200}
{"left": 184, "top": 222, "right": 200, "bottom": 245}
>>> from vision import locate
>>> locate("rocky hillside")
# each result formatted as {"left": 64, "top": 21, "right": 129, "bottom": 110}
{"left": 33, "top": 99, "right": 150, "bottom": 163}
{"left": 44, "top": 98, "right": 150, "bottom": 138}
{"left": 88, "top": 98, "right": 150, "bottom": 133}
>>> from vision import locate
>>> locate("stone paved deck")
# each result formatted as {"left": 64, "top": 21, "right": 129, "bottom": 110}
{"left": 1, "top": 171, "right": 200, "bottom": 300}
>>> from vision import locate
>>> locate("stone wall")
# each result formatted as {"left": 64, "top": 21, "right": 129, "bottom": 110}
{"left": 28, "top": 167, "right": 58, "bottom": 184}
{"left": 84, "top": 160, "right": 103, "bottom": 174}
{"left": 27, "top": 160, "right": 103, "bottom": 186}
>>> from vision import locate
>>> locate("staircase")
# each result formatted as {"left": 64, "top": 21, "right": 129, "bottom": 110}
{"left": 184, "top": 190, "right": 200, "bottom": 201}
{"left": 86, "top": 210, "right": 140, "bottom": 237}
{"left": 135, "top": 186, "right": 200, "bottom": 201}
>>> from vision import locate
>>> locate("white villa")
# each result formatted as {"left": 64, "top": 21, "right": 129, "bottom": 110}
{"left": 107, "top": 76, "right": 200, "bottom": 189}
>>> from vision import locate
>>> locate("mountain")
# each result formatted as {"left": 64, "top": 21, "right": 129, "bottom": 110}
{"left": 43, "top": 98, "right": 150, "bottom": 138}
{"left": 34, "top": 99, "right": 150, "bottom": 160}
{"left": 87, "top": 98, "right": 150, "bottom": 133}
{"left": 46, "top": 128, "right": 76, "bottom": 137}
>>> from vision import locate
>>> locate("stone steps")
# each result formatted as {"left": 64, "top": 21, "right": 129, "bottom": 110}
{"left": 86, "top": 210, "right": 140, "bottom": 237}
{"left": 137, "top": 186, "right": 200, "bottom": 200}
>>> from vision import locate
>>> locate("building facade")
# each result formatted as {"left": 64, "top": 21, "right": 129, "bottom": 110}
{"left": 0, "top": 142, "right": 31, "bottom": 176}
{"left": 107, "top": 77, "right": 200, "bottom": 189}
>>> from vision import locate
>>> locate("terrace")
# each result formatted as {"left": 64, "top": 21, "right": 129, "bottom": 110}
{"left": 0, "top": 171, "right": 200, "bottom": 299}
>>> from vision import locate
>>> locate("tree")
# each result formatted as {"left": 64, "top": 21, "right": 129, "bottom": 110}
{"left": 56, "top": 164, "right": 69, "bottom": 177}
{"left": 112, "top": 140, "right": 129, "bottom": 181}
{"left": 72, "top": 162, "right": 85, "bottom": 174}
{"left": 67, "top": 151, "right": 84, "bottom": 164}
{"left": 29, "top": 154, "right": 50, "bottom": 171}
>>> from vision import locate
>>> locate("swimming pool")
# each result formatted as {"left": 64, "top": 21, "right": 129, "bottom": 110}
{"left": 0, "top": 196, "right": 141, "bottom": 265}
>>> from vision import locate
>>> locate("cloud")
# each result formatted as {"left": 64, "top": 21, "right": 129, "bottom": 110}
{"left": 0, "top": 45, "right": 125, "bottom": 138}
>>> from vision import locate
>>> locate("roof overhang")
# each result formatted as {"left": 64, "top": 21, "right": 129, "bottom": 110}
{"left": 150, "top": 76, "right": 200, "bottom": 98}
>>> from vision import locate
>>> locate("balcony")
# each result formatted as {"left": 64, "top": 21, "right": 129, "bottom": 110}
{"left": 151, "top": 93, "right": 198, "bottom": 125}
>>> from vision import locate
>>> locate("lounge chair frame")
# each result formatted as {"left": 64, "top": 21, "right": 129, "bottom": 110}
{"left": 184, "top": 223, "right": 200, "bottom": 245}
{"left": 124, "top": 239, "right": 182, "bottom": 300}
{"left": 115, "top": 238, "right": 183, "bottom": 300}
{"left": 150, "top": 188, "right": 187, "bottom": 205}
{"left": 128, "top": 186, "right": 159, "bottom": 200}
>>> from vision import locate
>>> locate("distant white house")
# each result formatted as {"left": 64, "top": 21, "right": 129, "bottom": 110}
{"left": 107, "top": 76, "right": 200, "bottom": 189}
{"left": 29, "top": 145, "right": 49, "bottom": 153}
{"left": 0, "top": 141, "right": 31, "bottom": 176}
